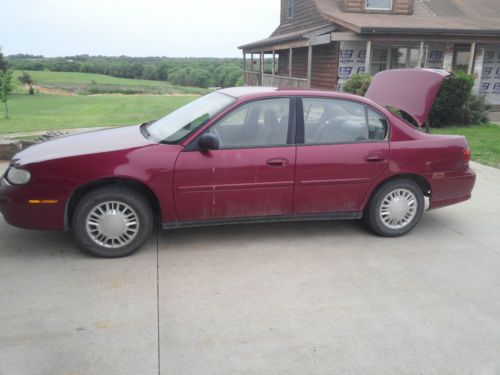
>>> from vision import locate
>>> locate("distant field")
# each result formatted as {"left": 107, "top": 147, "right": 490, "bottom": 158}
{"left": 13, "top": 70, "right": 209, "bottom": 95}
{"left": 0, "top": 93, "right": 196, "bottom": 134}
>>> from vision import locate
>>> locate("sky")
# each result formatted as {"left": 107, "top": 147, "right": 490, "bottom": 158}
{"left": 0, "top": 0, "right": 280, "bottom": 58}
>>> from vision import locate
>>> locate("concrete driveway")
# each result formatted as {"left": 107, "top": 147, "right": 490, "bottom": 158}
{"left": 1, "top": 161, "right": 500, "bottom": 375}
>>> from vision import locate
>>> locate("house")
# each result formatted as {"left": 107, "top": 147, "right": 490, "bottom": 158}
{"left": 239, "top": 0, "right": 500, "bottom": 104}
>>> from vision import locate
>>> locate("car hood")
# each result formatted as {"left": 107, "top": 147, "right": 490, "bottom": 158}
{"left": 365, "top": 69, "right": 451, "bottom": 127}
{"left": 12, "top": 125, "right": 153, "bottom": 166}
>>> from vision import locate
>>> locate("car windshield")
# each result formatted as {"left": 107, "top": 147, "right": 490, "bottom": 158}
{"left": 146, "top": 92, "right": 235, "bottom": 143}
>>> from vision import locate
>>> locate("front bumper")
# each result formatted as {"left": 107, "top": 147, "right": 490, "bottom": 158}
{"left": 0, "top": 177, "right": 67, "bottom": 231}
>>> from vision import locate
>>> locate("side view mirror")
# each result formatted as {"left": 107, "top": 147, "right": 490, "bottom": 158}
{"left": 199, "top": 133, "right": 220, "bottom": 151}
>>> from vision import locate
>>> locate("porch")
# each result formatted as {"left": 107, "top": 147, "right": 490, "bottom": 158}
{"left": 240, "top": 26, "right": 338, "bottom": 90}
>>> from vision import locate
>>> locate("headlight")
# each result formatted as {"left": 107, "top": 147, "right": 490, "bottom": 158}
{"left": 6, "top": 167, "right": 31, "bottom": 185}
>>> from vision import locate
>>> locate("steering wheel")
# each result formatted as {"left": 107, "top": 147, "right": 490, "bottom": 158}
{"left": 211, "top": 126, "right": 224, "bottom": 149}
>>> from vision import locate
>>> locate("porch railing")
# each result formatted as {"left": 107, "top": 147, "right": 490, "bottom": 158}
{"left": 244, "top": 71, "right": 260, "bottom": 86}
{"left": 244, "top": 71, "right": 310, "bottom": 89}
{"left": 262, "top": 74, "right": 310, "bottom": 89}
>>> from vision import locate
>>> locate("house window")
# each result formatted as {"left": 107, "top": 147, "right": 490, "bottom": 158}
{"left": 371, "top": 48, "right": 388, "bottom": 74}
{"left": 365, "top": 0, "right": 393, "bottom": 10}
{"left": 288, "top": 0, "right": 294, "bottom": 18}
{"left": 390, "top": 47, "right": 421, "bottom": 69}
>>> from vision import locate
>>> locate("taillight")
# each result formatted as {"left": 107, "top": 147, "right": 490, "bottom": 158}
{"left": 463, "top": 145, "right": 471, "bottom": 163}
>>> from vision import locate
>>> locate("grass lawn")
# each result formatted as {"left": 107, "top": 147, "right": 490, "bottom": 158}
{"left": 13, "top": 70, "right": 209, "bottom": 95}
{"left": 433, "top": 124, "right": 500, "bottom": 168}
{"left": 0, "top": 93, "right": 197, "bottom": 134}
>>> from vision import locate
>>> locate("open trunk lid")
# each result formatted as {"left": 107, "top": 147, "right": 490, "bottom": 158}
{"left": 365, "top": 69, "right": 451, "bottom": 127}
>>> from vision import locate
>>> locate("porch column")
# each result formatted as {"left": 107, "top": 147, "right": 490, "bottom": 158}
{"left": 272, "top": 49, "right": 276, "bottom": 86}
{"left": 365, "top": 40, "right": 372, "bottom": 74}
{"left": 289, "top": 48, "right": 293, "bottom": 79}
{"left": 307, "top": 45, "right": 313, "bottom": 88}
{"left": 242, "top": 52, "right": 247, "bottom": 86}
{"left": 468, "top": 42, "right": 476, "bottom": 74}
{"left": 260, "top": 51, "right": 264, "bottom": 86}
{"left": 418, "top": 41, "right": 425, "bottom": 67}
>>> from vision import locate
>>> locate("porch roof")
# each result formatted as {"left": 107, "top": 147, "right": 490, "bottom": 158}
{"left": 314, "top": 0, "right": 500, "bottom": 37}
{"left": 239, "top": 25, "right": 334, "bottom": 51}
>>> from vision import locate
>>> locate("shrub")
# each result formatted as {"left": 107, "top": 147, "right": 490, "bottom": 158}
{"left": 456, "top": 95, "right": 490, "bottom": 125}
{"left": 428, "top": 71, "right": 475, "bottom": 127}
{"left": 342, "top": 74, "right": 372, "bottom": 96}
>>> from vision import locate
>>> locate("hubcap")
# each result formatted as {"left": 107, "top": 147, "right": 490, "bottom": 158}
{"left": 86, "top": 201, "right": 139, "bottom": 248}
{"left": 379, "top": 188, "right": 418, "bottom": 230}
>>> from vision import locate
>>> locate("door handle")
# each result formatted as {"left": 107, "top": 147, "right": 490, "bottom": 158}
{"left": 266, "top": 158, "right": 289, "bottom": 167}
{"left": 365, "top": 155, "right": 385, "bottom": 162}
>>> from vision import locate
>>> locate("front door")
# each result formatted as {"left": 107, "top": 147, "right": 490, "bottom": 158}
{"left": 293, "top": 97, "right": 389, "bottom": 214}
{"left": 173, "top": 97, "right": 296, "bottom": 221}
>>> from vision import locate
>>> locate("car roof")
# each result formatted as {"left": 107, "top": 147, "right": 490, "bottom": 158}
{"left": 218, "top": 86, "right": 380, "bottom": 108}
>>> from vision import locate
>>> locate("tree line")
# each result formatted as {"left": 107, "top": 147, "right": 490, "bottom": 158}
{"left": 6, "top": 54, "right": 244, "bottom": 88}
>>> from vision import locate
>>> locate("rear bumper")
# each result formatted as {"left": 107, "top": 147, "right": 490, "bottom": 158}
{"left": 0, "top": 177, "right": 67, "bottom": 231}
{"left": 427, "top": 167, "right": 476, "bottom": 210}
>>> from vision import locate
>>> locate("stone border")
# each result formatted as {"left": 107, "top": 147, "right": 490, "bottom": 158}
{"left": 0, "top": 141, "right": 34, "bottom": 160}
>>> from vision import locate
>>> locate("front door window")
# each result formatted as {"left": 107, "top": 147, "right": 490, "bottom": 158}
{"left": 209, "top": 98, "right": 290, "bottom": 149}
{"left": 453, "top": 45, "right": 471, "bottom": 72}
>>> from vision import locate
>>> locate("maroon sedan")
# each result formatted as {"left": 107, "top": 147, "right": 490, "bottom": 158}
{"left": 0, "top": 69, "right": 475, "bottom": 257}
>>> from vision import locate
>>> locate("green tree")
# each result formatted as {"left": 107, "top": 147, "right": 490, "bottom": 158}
{"left": 18, "top": 71, "right": 34, "bottom": 85}
{"left": 0, "top": 47, "right": 7, "bottom": 72}
{"left": 0, "top": 70, "right": 14, "bottom": 118}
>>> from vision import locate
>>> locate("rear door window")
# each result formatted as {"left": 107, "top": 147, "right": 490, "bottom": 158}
{"left": 302, "top": 98, "right": 388, "bottom": 144}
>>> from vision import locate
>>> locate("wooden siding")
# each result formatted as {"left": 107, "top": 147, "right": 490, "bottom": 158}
{"left": 274, "top": 0, "right": 330, "bottom": 36}
{"left": 276, "top": 43, "right": 339, "bottom": 90}
{"left": 277, "top": 48, "right": 308, "bottom": 78}
{"left": 341, "top": 0, "right": 414, "bottom": 14}
{"left": 311, "top": 43, "right": 338, "bottom": 90}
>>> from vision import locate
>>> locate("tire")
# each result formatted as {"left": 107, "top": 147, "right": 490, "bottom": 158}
{"left": 364, "top": 179, "right": 424, "bottom": 237}
{"left": 72, "top": 186, "right": 153, "bottom": 258}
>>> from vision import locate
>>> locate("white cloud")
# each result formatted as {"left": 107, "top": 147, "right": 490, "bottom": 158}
{"left": 0, "top": 0, "right": 280, "bottom": 57}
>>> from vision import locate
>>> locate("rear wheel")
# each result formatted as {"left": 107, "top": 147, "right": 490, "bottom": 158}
{"left": 365, "top": 179, "right": 424, "bottom": 237}
{"left": 72, "top": 187, "right": 153, "bottom": 257}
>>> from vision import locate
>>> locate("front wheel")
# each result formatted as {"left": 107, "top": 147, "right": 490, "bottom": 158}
{"left": 72, "top": 187, "right": 153, "bottom": 257}
{"left": 364, "top": 179, "right": 424, "bottom": 237}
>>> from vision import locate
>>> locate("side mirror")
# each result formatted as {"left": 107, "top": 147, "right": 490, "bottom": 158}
{"left": 199, "top": 133, "right": 220, "bottom": 151}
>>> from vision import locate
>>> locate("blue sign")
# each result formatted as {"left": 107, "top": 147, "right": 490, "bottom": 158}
{"left": 480, "top": 82, "right": 490, "bottom": 93}
{"left": 483, "top": 67, "right": 493, "bottom": 77}
{"left": 339, "top": 67, "right": 353, "bottom": 77}
{"left": 340, "top": 50, "right": 354, "bottom": 59}
{"left": 485, "top": 51, "right": 495, "bottom": 62}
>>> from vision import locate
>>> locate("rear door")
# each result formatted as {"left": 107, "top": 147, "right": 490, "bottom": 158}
{"left": 293, "top": 97, "right": 389, "bottom": 214}
{"left": 173, "top": 97, "right": 296, "bottom": 221}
